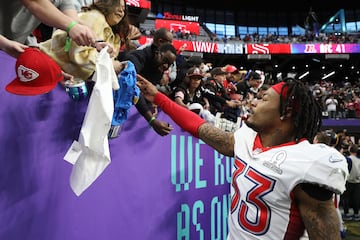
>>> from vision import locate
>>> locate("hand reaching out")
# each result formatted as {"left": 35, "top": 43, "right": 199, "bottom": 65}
{"left": 58, "top": 71, "right": 75, "bottom": 87}
{"left": 0, "top": 35, "right": 28, "bottom": 58}
{"left": 136, "top": 74, "right": 159, "bottom": 103}
{"left": 151, "top": 119, "right": 173, "bottom": 136}
{"left": 68, "top": 23, "right": 96, "bottom": 47}
{"left": 94, "top": 41, "right": 115, "bottom": 57}
{"left": 136, "top": 74, "right": 173, "bottom": 136}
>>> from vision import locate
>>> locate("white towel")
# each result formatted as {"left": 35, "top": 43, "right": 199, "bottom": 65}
{"left": 64, "top": 47, "right": 115, "bottom": 196}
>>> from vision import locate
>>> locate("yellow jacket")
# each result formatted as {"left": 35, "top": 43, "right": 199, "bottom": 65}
{"left": 40, "top": 9, "right": 120, "bottom": 80}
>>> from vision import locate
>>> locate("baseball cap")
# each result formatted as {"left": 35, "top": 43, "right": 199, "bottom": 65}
{"left": 188, "top": 103, "right": 203, "bottom": 111}
{"left": 210, "top": 67, "right": 227, "bottom": 76}
{"left": 223, "top": 64, "right": 238, "bottom": 73}
{"left": 5, "top": 48, "right": 64, "bottom": 96}
{"left": 187, "top": 67, "right": 203, "bottom": 78}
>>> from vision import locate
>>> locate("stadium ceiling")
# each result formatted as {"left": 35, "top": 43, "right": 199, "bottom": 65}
{"left": 202, "top": 52, "right": 360, "bottom": 82}
{"left": 149, "top": 0, "right": 360, "bottom": 82}
{"left": 157, "top": 0, "right": 358, "bottom": 12}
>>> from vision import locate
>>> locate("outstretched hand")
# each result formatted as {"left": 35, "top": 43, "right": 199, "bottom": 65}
{"left": 136, "top": 74, "right": 159, "bottom": 103}
{"left": 0, "top": 36, "right": 28, "bottom": 58}
{"left": 68, "top": 23, "right": 96, "bottom": 47}
{"left": 94, "top": 41, "right": 115, "bottom": 57}
{"left": 152, "top": 118, "right": 173, "bottom": 136}
{"left": 136, "top": 74, "right": 174, "bottom": 136}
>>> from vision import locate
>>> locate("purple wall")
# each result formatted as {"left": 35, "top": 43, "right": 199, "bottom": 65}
{"left": 0, "top": 51, "right": 231, "bottom": 240}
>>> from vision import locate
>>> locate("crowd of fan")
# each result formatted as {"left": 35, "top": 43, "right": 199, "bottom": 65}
{"left": 312, "top": 80, "right": 360, "bottom": 119}
{"left": 155, "top": 55, "right": 360, "bottom": 133}
{"left": 211, "top": 32, "right": 360, "bottom": 44}
{"left": 2, "top": 0, "right": 359, "bottom": 134}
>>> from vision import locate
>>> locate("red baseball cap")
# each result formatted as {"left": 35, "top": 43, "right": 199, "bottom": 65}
{"left": 5, "top": 48, "right": 64, "bottom": 96}
{"left": 223, "top": 64, "right": 238, "bottom": 73}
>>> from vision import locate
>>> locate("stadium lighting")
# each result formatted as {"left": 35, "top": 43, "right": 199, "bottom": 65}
{"left": 321, "top": 71, "right": 335, "bottom": 80}
{"left": 298, "top": 71, "right": 309, "bottom": 79}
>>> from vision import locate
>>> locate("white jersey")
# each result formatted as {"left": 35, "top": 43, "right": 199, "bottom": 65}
{"left": 228, "top": 124, "right": 348, "bottom": 240}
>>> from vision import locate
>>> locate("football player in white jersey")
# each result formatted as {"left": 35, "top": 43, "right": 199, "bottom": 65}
{"left": 137, "top": 75, "right": 349, "bottom": 240}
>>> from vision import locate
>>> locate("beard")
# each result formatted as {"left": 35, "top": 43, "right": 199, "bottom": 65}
{"left": 244, "top": 118, "right": 260, "bottom": 132}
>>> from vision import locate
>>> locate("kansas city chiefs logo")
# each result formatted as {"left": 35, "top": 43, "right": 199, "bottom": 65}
{"left": 17, "top": 65, "right": 39, "bottom": 82}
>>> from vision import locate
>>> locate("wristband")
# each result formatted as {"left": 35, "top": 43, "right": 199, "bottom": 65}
{"left": 148, "top": 116, "right": 156, "bottom": 127}
{"left": 154, "top": 92, "right": 206, "bottom": 138}
{"left": 64, "top": 36, "right": 71, "bottom": 52}
{"left": 64, "top": 21, "right": 78, "bottom": 52}
{"left": 66, "top": 21, "right": 78, "bottom": 34}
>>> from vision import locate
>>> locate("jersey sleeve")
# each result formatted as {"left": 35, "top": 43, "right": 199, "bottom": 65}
{"left": 303, "top": 146, "right": 348, "bottom": 194}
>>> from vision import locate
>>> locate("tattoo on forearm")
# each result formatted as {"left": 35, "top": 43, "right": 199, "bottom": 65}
{"left": 198, "top": 123, "right": 234, "bottom": 156}
{"left": 303, "top": 202, "right": 341, "bottom": 239}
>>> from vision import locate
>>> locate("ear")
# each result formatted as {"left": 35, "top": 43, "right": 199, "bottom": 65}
{"left": 279, "top": 105, "right": 293, "bottom": 120}
{"left": 281, "top": 107, "right": 293, "bottom": 120}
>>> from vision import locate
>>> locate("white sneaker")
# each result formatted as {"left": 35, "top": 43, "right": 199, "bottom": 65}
{"left": 343, "top": 213, "right": 353, "bottom": 221}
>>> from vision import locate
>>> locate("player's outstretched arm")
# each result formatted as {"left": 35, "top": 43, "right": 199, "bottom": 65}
{"left": 136, "top": 74, "right": 235, "bottom": 156}
{"left": 198, "top": 123, "right": 234, "bottom": 156}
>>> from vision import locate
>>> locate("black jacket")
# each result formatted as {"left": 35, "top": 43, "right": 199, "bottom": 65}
{"left": 119, "top": 44, "right": 163, "bottom": 85}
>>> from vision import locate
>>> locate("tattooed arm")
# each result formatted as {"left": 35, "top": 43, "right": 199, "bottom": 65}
{"left": 137, "top": 73, "right": 235, "bottom": 156}
{"left": 198, "top": 123, "right": 235, "bottom": 156}
{"left": 293, "top": 185, "right": 341, "bottom": 240}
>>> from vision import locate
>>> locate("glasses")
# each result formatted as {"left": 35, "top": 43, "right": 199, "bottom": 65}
{"left": 157, "top": 51, "right": 174, "bottom": 70}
